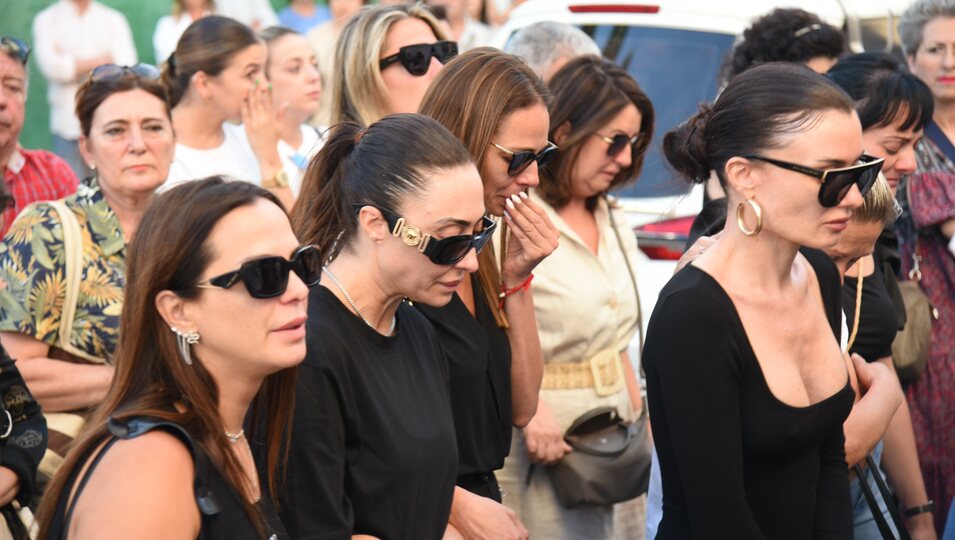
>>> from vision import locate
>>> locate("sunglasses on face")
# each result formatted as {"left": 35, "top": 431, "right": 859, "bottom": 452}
{"left": 0, "top": 37, "right": 30, "bottom": 66}
{"left": 743, "top": 153, "right": 885, "bottom": 208}
{"left": 89, "top": 63, "right": 161, "bottom": 83}
{"left": 196, "top": 245, "right": 322, "bottom": 299}
{"left": 491, "top": 141, "right": 559, "bottom": 176}
{"left": 598, "top": 132, "right": 641, "bottom": 157}
{"left": 379, "top": 40, "right": 458, "bottom": 76}
{"left": 353, "top": 204, "right": 497, "bottom": 265}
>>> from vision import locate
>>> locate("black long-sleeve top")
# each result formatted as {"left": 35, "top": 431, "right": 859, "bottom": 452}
{"left": 279, "top": 286, "right": 458, "bottom": 540}
{"left": 644, "top": 249, "right": 854, "bottom": 539}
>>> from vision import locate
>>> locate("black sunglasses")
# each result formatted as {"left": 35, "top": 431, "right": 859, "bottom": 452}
{"left": 196, "top": 245, "right": 322, "bottom": 299}
{"left": 491, "top": 141, "right": 559, "bottom": 176}
{"left": 598, "top": 133, "right": 641, "bottom": 157}
{"left": 90, "top": 63, "right": 161, "bottom": 83}
{"left": 744, "top": 153, "right": 885, "bottom": 208}
{"left": 379, "top": 40, "right": 458, "bottom": 76}
{"left": 0, "top": 37, "right": 30, "bottom": 66}
{"left": 353, "top": 204, "right": 497, "bottom": 265}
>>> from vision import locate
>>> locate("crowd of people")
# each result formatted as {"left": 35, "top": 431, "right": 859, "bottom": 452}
{"left": 0, "top": 0, "right": 953, "bottom": 538}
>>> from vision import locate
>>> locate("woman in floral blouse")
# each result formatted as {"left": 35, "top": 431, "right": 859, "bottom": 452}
{"left": 0, "top": 65, "right": 172, "bottom": 439}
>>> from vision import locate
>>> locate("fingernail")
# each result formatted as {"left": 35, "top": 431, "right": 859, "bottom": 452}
{"left": 506, "top": 198, "right": 515, "bottom": 210}
{"left": 503, "top": 210, "right": 511, "bottom": 220}
{"left": 268, "top": 83, "right": 273, "bottom": 91}
{"left": 254, "top": 79, "right": 260, "bottom": 86}
{"left": 519, "top": 191, "right": 529, "bottom": 200}
{"left": 510, "top": 193, "right": 522, "bottom": 205}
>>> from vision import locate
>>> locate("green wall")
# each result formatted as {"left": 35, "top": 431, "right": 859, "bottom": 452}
{"left": 0, "top": 0, "right": 288, "bottom": 150}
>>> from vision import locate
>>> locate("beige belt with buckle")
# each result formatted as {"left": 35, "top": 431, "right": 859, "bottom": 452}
{"left": 541, "top": 348, "right": 625, "bottom": 397}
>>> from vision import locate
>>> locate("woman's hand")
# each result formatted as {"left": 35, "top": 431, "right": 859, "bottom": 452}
{"left": 0, "top": 467, "right": 19, "bottom": 506}
{"left": 241, "top": 79, "right": 284, "bottom": 180}
{"left": 449, "top": 487, "right": 528, "bottom": 540}
{"left": 502, "top": 192, "right": 558, "bottom": 286}
{"left": 674, "top": 231, "right": 722, "bottom": 274}
{"left": 522, "top": 398, "right": 571, "bottom": 465}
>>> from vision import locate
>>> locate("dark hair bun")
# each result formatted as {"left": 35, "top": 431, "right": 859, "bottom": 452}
{"left": 663, "top": 104, "right": 712, "bottom": 184}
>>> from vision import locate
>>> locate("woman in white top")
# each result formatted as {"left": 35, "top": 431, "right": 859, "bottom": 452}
{"left": 497, "top": 55, "right": 654, "bottom": 539}
{"left": 160, "top": 16, "right": 292, "bottom": 207}
{"left": 152, "top": 0, "right": 213, "bottom": 64}
{"left": 258, "top": 27, "right": 325, "bottom": 198}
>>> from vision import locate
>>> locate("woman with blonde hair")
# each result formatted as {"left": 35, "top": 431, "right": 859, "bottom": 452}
{"left": 332, "top": 3, "right": 456, "bottom": 125}
{"left": 417, "top": 48, "right": 558, "bottom": 539}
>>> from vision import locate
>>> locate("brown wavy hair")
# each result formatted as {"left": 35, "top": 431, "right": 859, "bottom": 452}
{"left": 37, "top": 177, "right": 297, "bottom": 537}
{"left": 539, "top": 55, "right": 654, "bottom": 210}
{"left": 418, "top": 48, "right": 548, "bottom": 327}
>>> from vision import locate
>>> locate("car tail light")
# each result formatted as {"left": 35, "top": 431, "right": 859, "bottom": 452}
{"left": 568, "top": 4, "right": 660, "bottom": 13}
{"left": 634, "top": 216, "right": 694, "bottom": 260}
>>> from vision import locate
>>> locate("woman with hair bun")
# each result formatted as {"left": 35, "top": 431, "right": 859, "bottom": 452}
{"left": 645, "top": 62, "right": 879, "bottom": 538}
{"left": 283, "top": 114, "right": 489, "bottom": 539}
{"left": 161, "top": 16, "right": 292, "bottom": 205}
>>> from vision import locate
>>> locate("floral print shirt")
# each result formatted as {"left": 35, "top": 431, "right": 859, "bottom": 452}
{"left": 0, "top": 177, "right": 125, "bottom": 364}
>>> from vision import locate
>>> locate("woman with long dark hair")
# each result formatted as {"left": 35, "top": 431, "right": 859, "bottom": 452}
{"left": 37, "top": 178, "right": 315, "bottom": 538}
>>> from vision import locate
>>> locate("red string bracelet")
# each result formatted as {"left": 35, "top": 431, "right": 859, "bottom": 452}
{"left": 498, "top": 274, "right": 534, "bottom": 310}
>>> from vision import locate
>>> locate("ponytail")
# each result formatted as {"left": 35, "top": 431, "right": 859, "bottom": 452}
{"left": 292, "top": 122, "right": 361, "bottom": 262}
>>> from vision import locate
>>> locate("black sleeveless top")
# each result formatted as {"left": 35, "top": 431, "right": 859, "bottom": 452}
{"left": 47, "top": 416, "right": 286, "bottom": 539}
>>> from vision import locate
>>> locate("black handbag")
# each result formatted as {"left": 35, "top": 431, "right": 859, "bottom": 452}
{"left": 546, "top": 405, "right": 652, "bottom": 507}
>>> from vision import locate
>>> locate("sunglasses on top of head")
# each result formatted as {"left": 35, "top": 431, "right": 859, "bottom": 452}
{"left": 597, "top": 132, "right": 641, "bottom": 158}
{"left": 0, "top": 37, "right": 30, "bottom": 66}
{"left": 89, "top": 63, "right": 162, "bottom": 83}
{"left": 353, "top": 204, "right": 497, "bottom": 265}
{"left": 196, "top": 245, "right": 322, "bottom": 299}
{"left": 491, "top": 141, "right": 559, "bottom": 176}
{"left": 379, "top": 40, "right": 458, "bottom": 76}
{"left": 743, "top": 153, "right": 884, "bottom": 208}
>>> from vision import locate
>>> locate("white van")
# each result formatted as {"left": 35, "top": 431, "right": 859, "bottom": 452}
{"left": 490, "top": 0, "right": 913, "bottom": 323}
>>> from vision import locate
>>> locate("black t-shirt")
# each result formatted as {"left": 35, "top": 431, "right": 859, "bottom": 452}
{"left": 415, "top": 275, "right": 512, "bottom": 481}
{"left": 280, "top": 285, "right": 458, "bottom": 540}
{"left": 644, "top": 249, "right": 854, "bottom": 539}
{"left": 843, "top": 262, "right": 898, "bottom": 362}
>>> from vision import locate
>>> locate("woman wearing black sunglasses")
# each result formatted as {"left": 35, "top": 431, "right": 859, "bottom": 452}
{"left": 417, "top": 49, "right": 560, "bottom": 540}
{"left": 282, "top": 114, "right": 487, "bottom": 539}
{"left": 37, "top": 177, "right": 311, "bottom": 539}
{"left": 332, "top": 3, "right": 454, "bottom": 126}
{"left": 494, "top": 55, "right": 654, "bottom": 540}
{"left": 643, "top": 63, "right": 874, "bottom": 538}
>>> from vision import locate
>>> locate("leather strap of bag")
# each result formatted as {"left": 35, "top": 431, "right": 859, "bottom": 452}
{"left": 847, "top": 259, "right": 865, "bottom": 352}
{"left": 906, "top": 177, "right": 925, "bottom": 285}
{"left": 606, "top": 196, "right": 644, "bottom": 353}
{"left": 853, "top": 455, "right": 911, "bottom": 540}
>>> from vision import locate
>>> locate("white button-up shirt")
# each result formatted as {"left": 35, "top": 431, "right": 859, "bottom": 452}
{"left": 214, "top": 0, "right": 278, "bottom": 30}
{"left": 32, "top": 0, "right": 137, "bottom": 140}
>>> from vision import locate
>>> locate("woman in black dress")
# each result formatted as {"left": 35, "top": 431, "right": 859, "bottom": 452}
{"left": 644, "top": 63, "right": 881, "bottom": 538}
{"left": 37, "top": 177, "right": 312, "bottom": 539}
{"left": 284, "top": 114, "right": 489, "bottom": 539}
{"left": 417, "top": 49, "right": 559, "bottom": 539}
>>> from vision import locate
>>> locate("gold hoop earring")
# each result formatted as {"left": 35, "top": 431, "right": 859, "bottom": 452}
{"left": 736, "top": 199, "right": 763, "bottom": 236}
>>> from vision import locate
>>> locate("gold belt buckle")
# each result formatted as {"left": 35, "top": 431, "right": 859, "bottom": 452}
{"left": 588, "top": 349, "right": 625, "bottom": 397}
